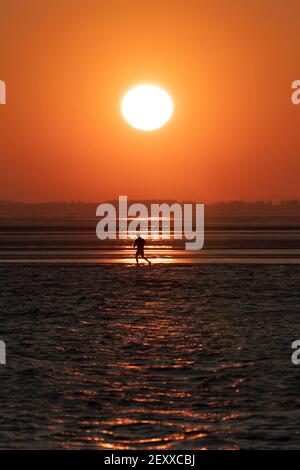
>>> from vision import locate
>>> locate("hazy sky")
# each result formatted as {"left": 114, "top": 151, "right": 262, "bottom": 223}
{"left": 0, "top": 0, "right": 300, "bottom": 202}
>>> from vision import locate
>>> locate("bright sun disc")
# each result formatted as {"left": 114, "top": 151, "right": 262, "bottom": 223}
{"left": 121, "top": 85, "right": 173, "bottom": 131}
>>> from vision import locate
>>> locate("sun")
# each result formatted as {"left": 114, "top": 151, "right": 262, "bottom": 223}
{"left": 121, "top": 84, "right": 174, "bottom": 131}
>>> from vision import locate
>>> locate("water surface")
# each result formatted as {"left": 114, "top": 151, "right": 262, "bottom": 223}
{"left": 0, "top": 264, "right": 299, "bottom": 449}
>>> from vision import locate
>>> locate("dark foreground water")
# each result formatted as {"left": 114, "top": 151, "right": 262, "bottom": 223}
{"left": 0, "top": 264, "right": 300, "bottom": 449}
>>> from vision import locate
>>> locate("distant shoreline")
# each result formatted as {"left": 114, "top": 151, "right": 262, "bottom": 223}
{"left": 1, "top": 200, "right": 300, "bottom": 217}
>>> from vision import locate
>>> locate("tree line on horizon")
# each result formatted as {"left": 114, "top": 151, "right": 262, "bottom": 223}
{"left": 0, "top": 199, "right": 300, "bottom": 216}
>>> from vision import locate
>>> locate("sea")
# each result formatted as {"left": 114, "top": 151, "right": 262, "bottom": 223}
{"left": 0, "top": 216, "right": 300, "bottom": 449}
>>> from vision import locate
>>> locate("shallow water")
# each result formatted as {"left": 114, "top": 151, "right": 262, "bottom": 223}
{"left": 0, "top": 264, "right": 300, "bottom": 449}
{"left": 1, "top": 215, "right": 300, "bottom": 264}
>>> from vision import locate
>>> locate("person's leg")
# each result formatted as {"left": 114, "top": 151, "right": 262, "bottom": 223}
{"left": 142, "top": 251, "right": 151, "bottom": 265}
{"left": 135, "top": 250, "right": 139, "bottom": 265}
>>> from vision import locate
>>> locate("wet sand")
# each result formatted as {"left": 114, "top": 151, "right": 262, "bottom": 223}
{"left": 0, "top": 263, "right": 300, "bottom": 449}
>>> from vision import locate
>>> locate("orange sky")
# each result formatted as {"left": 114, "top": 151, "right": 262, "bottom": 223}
{"left": 0, "top": 0, "right": 300, "bottom": 202}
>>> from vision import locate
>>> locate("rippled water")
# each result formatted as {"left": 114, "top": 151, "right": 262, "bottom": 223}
{"left": 0, "top": 264, "right": 300, "bottom": 449}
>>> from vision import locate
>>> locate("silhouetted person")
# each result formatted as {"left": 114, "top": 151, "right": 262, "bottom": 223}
{"left": 134, "top": 235, "right": 151, "bottom": 265}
